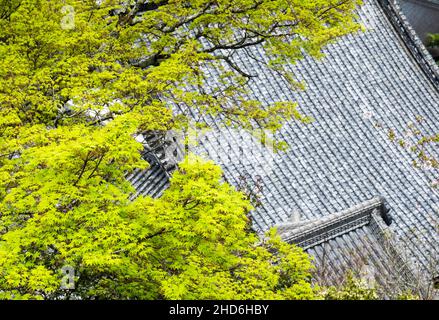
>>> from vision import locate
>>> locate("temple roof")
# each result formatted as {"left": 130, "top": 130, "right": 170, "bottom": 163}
{"left": 277, "top": 197, "right": 421, "bottom": 296}
{"left": 128, "top": 0, "right": 439, "bottom": 296}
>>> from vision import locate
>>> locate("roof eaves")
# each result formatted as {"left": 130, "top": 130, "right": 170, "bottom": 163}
{"left": 378, "top": 0, "right": 439, "bottom": 89}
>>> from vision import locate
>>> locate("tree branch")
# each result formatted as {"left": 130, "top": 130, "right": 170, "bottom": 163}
{"left": 73, "top": 151, "right": 92, "bottom": 186}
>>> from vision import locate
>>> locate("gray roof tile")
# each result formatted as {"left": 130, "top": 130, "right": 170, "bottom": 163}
{"left": 130, "top": 0, "right": 439, "bottom": 292}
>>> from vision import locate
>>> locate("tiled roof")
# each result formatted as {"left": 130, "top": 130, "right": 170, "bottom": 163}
{"left": 128, "top": 0, "right": 439, "bottom": 293}
{"left": 276, "top": 197, "right": 391, "bottom": 248}
{"left": 277, "top": 197, "right": 421, "bottom": 296}
{"left": 126, "top": 131, "right": 183, "bottom": 198}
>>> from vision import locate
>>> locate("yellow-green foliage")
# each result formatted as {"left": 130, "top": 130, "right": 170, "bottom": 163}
{"left": 320, "top": 273, "right": 420, "bottom": 300}
{"left": 0, "top": 0, "right": 362, "bottom": 299}
{"left": 320, "top": 274, "right": 379, "bottom": 300}
{"left": 427, "top": 33, "right": 439, "bottom": 48}
{"left": 0, "top": 0, "right": 362, "bottom": 135}
{"left": 0, "top": 155, "right": 317, "bottom": 299}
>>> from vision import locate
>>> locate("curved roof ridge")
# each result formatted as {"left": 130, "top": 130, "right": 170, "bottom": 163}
{"left": 378, "top": 0, "right": 439, "bottom": 89}
{"left": 277, "top": 197, "right": 389, "bottom": 249}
